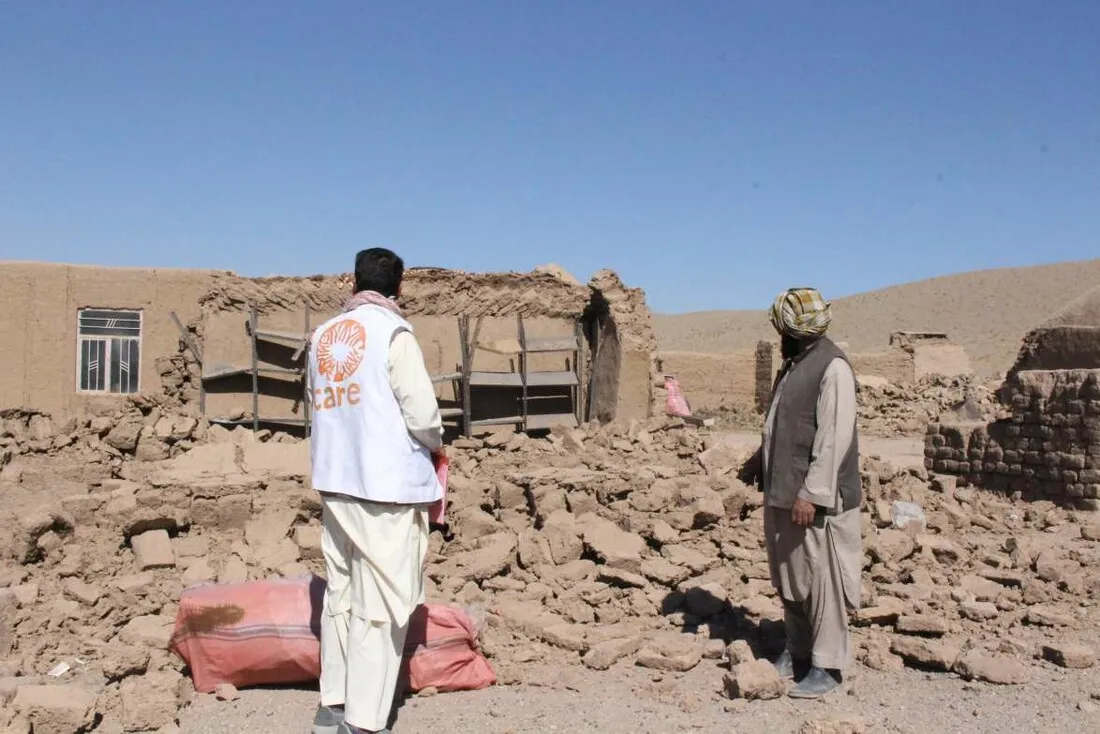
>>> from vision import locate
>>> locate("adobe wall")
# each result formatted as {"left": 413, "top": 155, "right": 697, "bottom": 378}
{"left": 0, "top": 261, "right": 216, "bottom": 419}
{"left": 926, "top": 369, "right": 1100, "bottom": 509}
{"left": 656, "top": 350, "right": 759, "bottom": 416}
{"left": 196, "top": 267, "right": 650, "bottom": 427}
{"left": 1, "top": 261, "right": 656, "bottom": 429}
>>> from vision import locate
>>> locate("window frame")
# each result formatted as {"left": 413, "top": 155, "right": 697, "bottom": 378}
{"left": 75, "top": 307, "right": 144, "bottom": 395}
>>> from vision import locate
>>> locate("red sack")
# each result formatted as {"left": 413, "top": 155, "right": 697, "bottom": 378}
{"left": 428, "top": 453, "right": 449, "bottom": 526}
{"left": 170, "top": 574, "right": 324, "bottom": 694}
{"left": 401, "top": 604, "right": 496, "bottom": 693}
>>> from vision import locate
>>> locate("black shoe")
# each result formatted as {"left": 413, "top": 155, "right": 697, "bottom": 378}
{"left": 773, "top": 650, "right": 810, "bottom": 680}
{"left": 788, "top": 667, "right": 841, "bottom": 699}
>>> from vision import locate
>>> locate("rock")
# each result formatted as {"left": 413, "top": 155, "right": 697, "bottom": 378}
{"left": 517, "top": 529, "right": 554, "bottom": 568}
{"left": 131, "top": 529, "right": 175, "bottom": 570}
{"left": 640, "top": 558, "right": 690, "bottom": 586}
{"left": 578, "top": 514, "right": 646, "bottom": 574}
{"left": 582, "top": 636, "right": 643, "bottom": 670}
{"left": 433, "top": 533, "right": 518, "bottom": 582}
{"left": 960, "top": 601, "right": 999, "bottom": 621}
{"left": 869, "top": 529, "right": 916, "bottom": 564}
{"left": 959, "top": 574, "right": 1003, "bottom": 602}
{"left": 1042, "top": 644, "right": 1095, "bottom": 669}
{"left": 596, "top": 566, "right": 649, "bottom": 589}
{"left": 541, "top": 623, "right": 589, "bottom": 653}
{"left": 852, "top": 598, "right": 906, "bottom": 625}
{"left": 896, "top": 615, "right": 948, "bottom": 637}
{"left": 61, "top": 578, "right": 102, "bottom": 606}
{"left": 1026, "top": 605, "right": 1074, "bottom": 627}
{"left": 293, "top": 525, "right": 323, "bottom": 560}
{"left": 119, "top": 615, "right": 175, "bottom": 648}
{"left": 953, "top": 650, "right": 1031, "bottom": 685}
{"left": 635, "top": 636, "right": 704, "bottom": 673}
{"left": 723, "top": 660, "right": 786, "bottom": 700}
{"left": 120, "top": 671, "right": 180, "bottom": 731}
{"left": 725, "top": 640, "right": 755, "bottom": 666}
{"left": 659, "top": 544, "right": 715, "bottom": 573}
{"left": 100, "top": 645, "right": 151, "bottom": 682}
{"left": 181, "top": 559, "right": 216, "bottom": 586}
{"left": 890, "top": 637, "right": 961, "bottom": 671}
{"left": 916, "top": 535, "right": 961, "bottom": 563}
{"left": 105, "top": 420, "right": 142, "bottom": 451}
{"left": 541, "top": 511, "right": 584, "bottom": 565}
{"left": 12, "top": 684, "right": 95, "bottom": 730}
{"left": 214, "top": 682, "right": 240, "bottom": 701}
{"left": 799, "top": 714, "right": 867, "bottom": 734}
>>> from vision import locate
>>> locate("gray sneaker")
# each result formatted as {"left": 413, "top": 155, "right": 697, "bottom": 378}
{"left": 312, "top": 705, "right": 345, "bottom": 734}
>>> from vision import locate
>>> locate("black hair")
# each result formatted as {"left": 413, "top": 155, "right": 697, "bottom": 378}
{"left": 353, "top": 248, "right": 404, "bottom": 297}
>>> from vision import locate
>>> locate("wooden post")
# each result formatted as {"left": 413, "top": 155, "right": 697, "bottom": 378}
{"left": 250, "top": 304, "right": 259, "bottom": 432}
{"left": 518, "top": 315, "right": 528, "bottom": 431}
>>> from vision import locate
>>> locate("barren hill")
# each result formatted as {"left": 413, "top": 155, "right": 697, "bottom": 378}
{"left": 653, "top": 259, "right": 1100, "bottom": 377}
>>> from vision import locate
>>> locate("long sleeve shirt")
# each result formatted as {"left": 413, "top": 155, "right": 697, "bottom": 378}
{"left": 763, "top": 357, "right": 857, "bottom": 510}
{"left": 387, "top": 329, "right": 444, "bottom": 451}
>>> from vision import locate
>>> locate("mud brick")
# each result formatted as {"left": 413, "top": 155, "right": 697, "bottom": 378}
{"left": 1024, "top": 451, "right": 1042, "bottom": 465}
{"left": 1005, "top": 425, "right": 1022, "bottom": 437}
{"left": 1004, "top": 450, "right": 1022, "bottom": 464}
{"left": 930, "top": 434, "right": 946, "bottom": 448}
{"left": 1086, "top": 485, "right": 1100, "bottom": 499}
{"left": 1062, "top": 470, "right": 1078, "bottom": 483}
{"left": 1066, "top": 484, "right": 1085, "bottom": 498}
{"left": 925, "top": 447, "right": 938, "bottom": 458}
{"left": 1080, "top": 469, "right": 1100, "bottom": 483}
{"left": 1007, "top": 464, "right": 1023, "bottom": 476}
{"left": 1067, "top": 401, "right": 1086, "bottom": 415}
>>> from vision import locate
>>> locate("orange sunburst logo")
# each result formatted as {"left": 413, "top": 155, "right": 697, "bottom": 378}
{"left": 316, "top": 319, "right": 366, "bottom": 382}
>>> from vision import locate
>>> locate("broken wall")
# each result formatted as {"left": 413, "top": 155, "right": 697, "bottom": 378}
{"left": 926, "top": 369, "right": 1100, "bottom": 508}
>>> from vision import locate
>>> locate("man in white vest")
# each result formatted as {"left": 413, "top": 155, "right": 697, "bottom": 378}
{"left": 309, "top": 248, "right": 444, "bottom": 734}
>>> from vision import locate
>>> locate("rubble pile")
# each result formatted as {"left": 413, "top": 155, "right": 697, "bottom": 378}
{"left": 857, "top": 374, "right": 1003, "bottom": 437}
{"left": 1, "top": 415, "right": 1098, "bottom": 732}
{"left": 1, "top": 398, "right": 209, "bottom": 480}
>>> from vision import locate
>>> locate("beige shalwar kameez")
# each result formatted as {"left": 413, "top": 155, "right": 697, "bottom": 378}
{"left": 762, "top": 357, "right": 861, "bottom": 670}
{"left": 318, "top": 330, "right": 443, "bottom": 732}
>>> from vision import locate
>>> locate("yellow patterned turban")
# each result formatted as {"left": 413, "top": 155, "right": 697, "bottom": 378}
{"left": 769, "top": 287, "right": 832, "bottom": 339}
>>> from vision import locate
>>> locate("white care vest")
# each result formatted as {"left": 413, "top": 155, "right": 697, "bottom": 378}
{"left": 308, "top": 304, "right": 442, "bottom": 504}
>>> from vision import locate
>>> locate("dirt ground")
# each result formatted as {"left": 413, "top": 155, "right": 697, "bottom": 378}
{"left": 174, "top": 432, "right": 1100, "bottom": 734}
{"left": 180, "top": 656, "right": 1100, "bottom": 734}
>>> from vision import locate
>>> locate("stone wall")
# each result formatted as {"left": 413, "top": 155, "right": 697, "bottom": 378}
{"left": 925, "top": 369, "right": 1100, "bottom": 508}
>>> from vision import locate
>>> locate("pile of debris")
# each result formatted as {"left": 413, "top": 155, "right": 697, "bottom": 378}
{"left": 1, "top": 398, "right": 208, "bottom": 477}
{"left": 857, "top": 374, "right": 1004, "bottom": 437}
{"left": 1, "top": 415, "right": 1098, "bottom": 731}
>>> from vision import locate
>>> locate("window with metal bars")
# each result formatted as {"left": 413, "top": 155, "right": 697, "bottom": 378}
{"left": 77, "top": 308, "right": 142, "bottom": 394}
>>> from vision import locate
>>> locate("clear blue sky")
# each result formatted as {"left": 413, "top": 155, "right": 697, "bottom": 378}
{"left": 2, "top": 1, "right": 1098, "bottom": 313}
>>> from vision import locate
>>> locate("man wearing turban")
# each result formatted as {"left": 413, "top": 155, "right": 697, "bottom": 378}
{"left": 741, "top": 287, "right": 862, "bottom": 698}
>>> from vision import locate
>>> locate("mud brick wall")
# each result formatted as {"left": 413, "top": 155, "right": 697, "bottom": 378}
{"left": 925, "top": 369, "right": 1100, "bottom": 507}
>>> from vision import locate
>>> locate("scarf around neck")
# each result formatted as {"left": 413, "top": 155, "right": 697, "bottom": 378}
{"left": 306, "top": 290, "right": 402, "bottom": 342}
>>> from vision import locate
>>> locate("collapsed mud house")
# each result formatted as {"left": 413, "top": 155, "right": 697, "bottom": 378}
{"left": 926, "top": 286, "right": 1100, "bottom": 508}
{"left": 657, "top": 330, "right": 973, "bottom": 418}
{"left": 0, "top": 261, "right": 658, "bottom": 434}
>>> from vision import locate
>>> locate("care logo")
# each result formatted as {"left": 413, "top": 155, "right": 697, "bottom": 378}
{"left": 316, "top": 319, "right": 366, "bottom": 382}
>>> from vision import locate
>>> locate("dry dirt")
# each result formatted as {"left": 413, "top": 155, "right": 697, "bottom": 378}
{"left": 653, "top": 259, "right": 1100, "bottom": 378}
{"left": 5, "top": 400, "right": 1100, "bottom": 734}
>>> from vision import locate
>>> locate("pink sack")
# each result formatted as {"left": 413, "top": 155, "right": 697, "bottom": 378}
{"left": 401, "top": 604, "right": 496, "bottom": 694}
{"left": 428, "top": 453, "right": 449, "bottom": 526}
{"left": 170, "top": 574, "right": 325, "bottom": 694}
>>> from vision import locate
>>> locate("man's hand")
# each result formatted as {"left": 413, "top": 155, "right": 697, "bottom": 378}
{"left": 738, "top": 449, "right": 762, "bottom": 486}
{"left": 791, "top": 498, "right": 816, "bottom": 528}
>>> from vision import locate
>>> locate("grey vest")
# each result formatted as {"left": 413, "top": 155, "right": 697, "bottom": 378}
{"left": 765, "top": 337, "right": 861, "bottom": 513}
